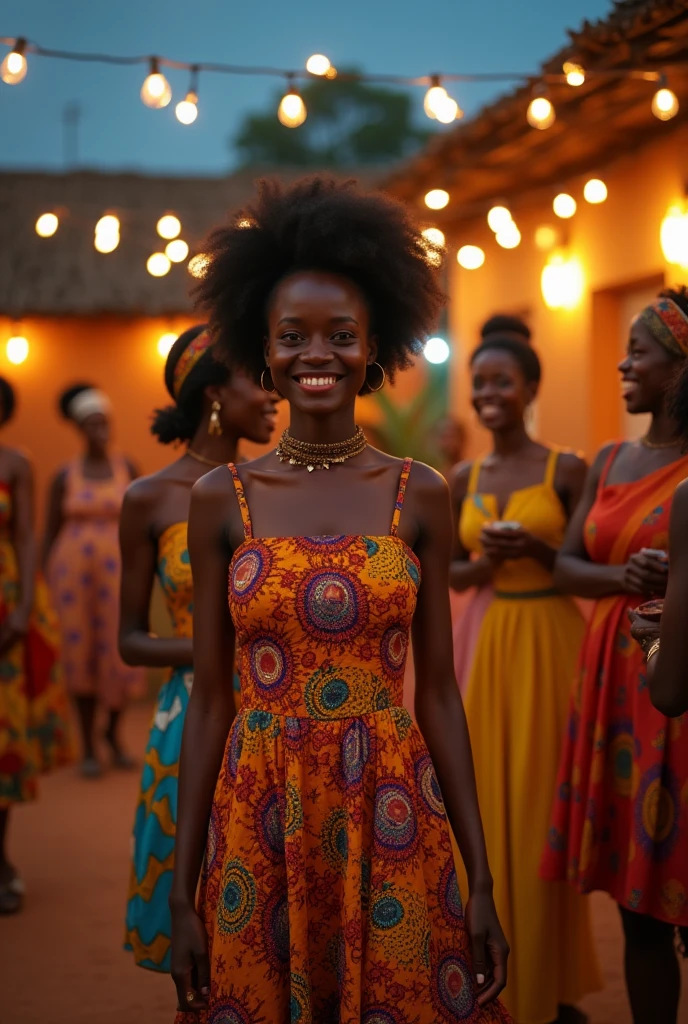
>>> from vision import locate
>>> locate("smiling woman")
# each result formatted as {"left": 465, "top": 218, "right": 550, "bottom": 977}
{"left": 169, "top": 177, "right": 512, "bottom": 1024}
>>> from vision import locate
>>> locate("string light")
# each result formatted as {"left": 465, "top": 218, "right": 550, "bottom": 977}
{"left": 278, "top": 75, "right": 307, "bottom": 127}
{"left": 176, "top": 91, "right": 198, "bottom": 125}
{"left": 457, "top": 245, "right": 485, "bottom": 270}
{"left": 94, "top": 214, "right": 120, "bottom": 253}
{"left": 188, "top": 253, "right": 211, "bottom": 278}
{"left": 534, "top": 225, "right": 559, "bottom": 251}
{"left": 583, "top": 178, "right": 608, "bottom": 204}
{"left": 157, "top": 332, "right": 177, "bottom": 357}
{"left": 527, "top": 92, "right": 556, "bottom": 130}
{"left": 553, "top": 193, "right": 577, "bottom": 219}
{"left": 435, "top": 95, "right": 462, "bottom": 124}
{"left": 424, "top": 189, "right": 449, "bottom": 210}
{"left": 424, "top": 77, "right": 448, "bottom": 120}
{"left": 487, "top": 205, "right": 512, "bottom": 233}
{"left": 94, "top": 232, "right": 119, "bottom": 253}
{"left": 306, "top": 54, "right": 331, "bottom": 76}
{"left": 1, "top": 39, "right": 27, "bottom": 85}
{"left": 652, "top": 77, "right": 679, "bottom": 121}
{"left": 6, "top": 336, "right": 29, "bottom": 365}
{"left": 541, "top": 252, "right": 584, "bottom": 309}
{"left": 147, "top": 252, "right": 171, "bottom": 277}
{"left": 563, "top": 61, "right": 585, "bottom": 87}
{"left": 157, "top": 215, "right": 181, "bottom": 240}
{"left": 422, "top": 227, "right": 445, "bottom": 247}
{"left": 496, "top": 221, "right": 521, "bottom": 249}
{"left": 35, "top": 213, "right": 59, "bottom": 237}
{"left": 660, "top": 205, "right": 688, "bottom": 267}
{"left": 141, "top": 58, "right": 172, "bottom": 109}
{"left": 165, "top": 239, "right": 189, "bottom": 263}
{"left": 424, "top": 337, "right": 450, "bottom": 364}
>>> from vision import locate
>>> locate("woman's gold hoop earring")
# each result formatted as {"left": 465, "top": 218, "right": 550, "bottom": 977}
{"left": 366, "top": 362, "right": 386, "bottom": 393}
{"left": 261, "top": 367, "right": 277, "bottom": 394}
{"left": 208, "top": 400, "right": 223, "bottom": 436}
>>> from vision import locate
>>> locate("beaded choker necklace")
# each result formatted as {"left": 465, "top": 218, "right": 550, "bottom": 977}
{"left": 275, "top": 427, "right": 367, "bottom": 471}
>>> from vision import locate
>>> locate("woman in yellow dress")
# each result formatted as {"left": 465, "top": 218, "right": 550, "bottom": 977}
{"left": 450, "top": 337, "right": 600, "bottom": 1024}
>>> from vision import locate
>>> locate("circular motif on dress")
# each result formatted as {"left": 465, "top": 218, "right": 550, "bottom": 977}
{"left": 249, "top": 635, "right": 292, "bottom": 700}
{"left": 371, "top": 892, "right": 405, "bottom": 930}
{"left": 304, "top": 667, "right": 353, "bottom": 719}
{"left": 635, "top": 763, "right": 680, "bottom": 861}
{"left": 434, "top": 954, "right": 475, "bottom": 1021}
{"left": 296, "top": 569, "right": 368, "bottom": 643}
{"left": 414, "top": 753, "right": 445, "bottom": 818}
{"left": 321, "top": 808, "right": 349, "bottom": 871}
{"left": 439, "top": 859, "right": 463, "bottom": 922}
{"left": 297, "top": 535, "right": 354, "bottom": 554}
{"left": 230, "top": 543, "right": 271, "bottom": 604}
{"left": 227, "top": 722, "right": 244, "bottom": 781}
{"left": 362, "top": 1008, "right": 407, "bottom": 1024}
{"left": 209, "top": 996, "right": 253, "bottom": 1024}
{"left": 255, "top": 787, "right": 285, "bottom": 863}
{"left": 262, "top": 888, "right": 290, "bottom": 971}
{"left": 284, "top": 781, "right": 303, "bottom": 838}
{"left": 374, "top": 779, "right": 418, "bottom": 862}
{"left": 341, "top": 719, "right": 371, "bottom": 789}
{"left": 380, "top": 626, "right": 408, "bottom": 679}
{"left": 405, "top": 557, "right": 420, "bottom": 588}
{"left": 290, "top": 973, "right": 312, "bottom": 1024}
{"left": 284, "top": 715, "right": 309, "bottom": 751}
{"left": 206, "top": 805, "right": 220, "bottom": 871}
{"left": 218, "top": 859, "right": 256, "bottom": 935}
{"left": 610, "top": 732, "right": 635, "bottom": 797}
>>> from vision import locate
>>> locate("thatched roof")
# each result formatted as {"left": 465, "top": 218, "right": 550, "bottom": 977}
{"left": 384, "top": 0, "right": 688, "bottom": 224}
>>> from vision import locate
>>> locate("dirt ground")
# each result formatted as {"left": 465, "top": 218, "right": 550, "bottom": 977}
{"left": 2, "top": 703, "right": 687, "bottom": 1024}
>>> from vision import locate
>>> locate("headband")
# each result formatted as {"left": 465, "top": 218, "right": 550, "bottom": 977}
{"left": 68, "top": 389, "right": 111, "bottom": 424}
{"left": 172, "top": 328, "right": 214, "bottom": 399}
{"left": 636, "top": 297, "right": 688, "bottom": 357}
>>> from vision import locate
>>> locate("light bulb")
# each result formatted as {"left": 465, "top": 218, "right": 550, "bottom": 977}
{"left": 94, "top": 232, "right": 119, "bottom": 254}
{"left": 422, "top": 227, "right": 445, "bottom": 247}
{"left": 424, "top": 337, "right": 450, "bottom": 364}
{"left": 420, "top": 228, "right": 445, "bottom": 267}
{"left": 165, "top": 239, "right": 189, "bottom": 263}
{"left": 1, "top": 43, "right": 27, "bottom": 85}
{"left": 660, "top": 206, "right": 688, "bottom": 266}
{"left": 306, "top": 54, "right": 331, "bottom": 76}
{"left": 157, "top": 332, "right": 177, "bottom": 358}
{"left": 157, "top": 215, "right": 181, "bottom": 240}
{"left": 96, "top": 215, "right": 120, "bottom": 235}
{"left": 6, "top": 336, "right": 29, "bottom": 365}
{"left": 435, "top": 96, "right": 461, "bottom": 124}
{"left": 541, "top": 253, "right": 584, "bottom": 310}
{"left": 553, "top": 193, "right": 577, "bottom": 219}
{"left": 175, "top": 92, "right": 198, "bottom": 125}
{"left": 35, "top": 213, "right": 59, "bottom": 238}
{"left": 563, "top": 61, "right": 585, "bottom": 87}
{"left": 487, "top": 205, "right": 512, "bottom": 233}
{"left": 147, "top": 253, "right": 171, "bottom": 277}
{"left": 424, "top": 83, "right": 448, "bottom": 120}
{"left": 278, "top": 88, "right": 307, "bottom": 128}
{"left": 188, "top": 253, "right": 211, "bottom": 278}
{"left": 652, "top": 86, "right": 679, "bottom": 121}
{"left": 527, "top": 95, "right": 556, "bottom": 130}
{"left": 457, "top": 245, "right": 485, "bottom": 270}
{"left": 534, "top": 225, "right": 559, "bottom": 252}
{"left": 496, "top": 222, "right": 521, "bottom": 249}
{"left": 583, "top": 178, "right": 608, "bottom": 204}
{"left": 424, "top": 189, "right": 449, "bottom": 210}
{"left": 141, "top": 60, "right": 172, "bottom": 109}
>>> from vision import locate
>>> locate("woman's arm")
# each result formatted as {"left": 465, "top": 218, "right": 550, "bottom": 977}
{"left": 0, "top": 454, "right": 36, "bottom": 653}
{"left": 118, "top": 482, "right": 193, "bottom": 668}
{"left": 448, "top": 463, "right": 494, "bottom": 591}
{"left": 170, "top": 469, "right": 237, "bottom": 1013}
{"left": 41, "top": 470, "right": 66, "bottom": 572}
{"left": 410, "top": 464, "right": 508, "bottom": 1005}
{"left": 636, "top": 481, "right": 688, "bottom": 716}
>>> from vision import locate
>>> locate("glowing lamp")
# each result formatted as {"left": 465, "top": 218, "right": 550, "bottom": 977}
{"left": 157, "top": 333, "right": 177, "bottom": 358}
{"left": 527, "top": 96, "right": 555, "bottom": 130}
{"left": 157, "top": 215, "right": 181, "bottom": 240}
{"left": 188, "top": 253, "right": 211, "bottom": 278}
{"left": 424, "top": 337, "right": 450, "bottom": 364}
{"left": 424, "top": 81, "right": 448, "bottom": 120}
{"left": 278, "top": 86, "right": 307, "bottom": 128}
{"left": 563, "top": 62, "right": 585, "bottom": 87}
{"left": 96, "top": 215, "right": 120, "bottom": 235}
{"left": 1, "top": 41, "right": 27, "bottom": 85}
{"left": 457, "top": 245, "right": 485, "bottom": 270}
{"left": 6, "top": 336, "right": 29, "bottom": 365}
{"left": 496, "top": 221, "right": 521, "bottom": 249}
{"left": 147, "top": 253, "right": 171, "bottom": 277}
{"left": 660, "top": 206, "right": 688, "bottom": 267}
{"left": 36, "top": 213, "right": 59, "bottom": 237}
{"left": 652, "top": 86, "right": 679, "bottom": 122}
{"left": 583, "top": 178, "right": 608, "bottom": 204}
{"left": 141, "top": 60, "right": 172, "bottom": 109}
{"left": 175, "top": 92, "right": 198, "bottom": 125}
{"left": 422, "top": 227, "right": 445, "bottom": 247}
{"left": 424, "top": 189, "right": 449, "bottom": 210}
{"left": 165, "top": 239, "right": 189, "bottom": 263}
{"left": 534, "top": 225, "right": 559, "bottom": 252}
{"left": 306, "top": 54, "right": 331, "bottom": 76}
{"left": 541, "top": 253, "right": 584, "bottom": 310}
{"left": 553, "top": 193, "right": 577, "bottom": 219}
{"left": 487, "top": 206, "right": 512, "bottom": 233}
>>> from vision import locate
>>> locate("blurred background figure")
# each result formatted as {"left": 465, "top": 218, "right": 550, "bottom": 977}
{"left": 433, "top": 413, "right": 465, "bottom": 479}
{"left": 449, "top": 337, "right": 598, "bottom": 1023}
{"left": 120, "top": 326, "right": 278, "bottom": 972}
{"left": 480, "top": 313, "right": 531, "bottom": 346}
{"left": 43, "top": 384, "right": 143, "bottom": 779}
{"left": 0, "top": 376, "right": 75, "bottom": 914}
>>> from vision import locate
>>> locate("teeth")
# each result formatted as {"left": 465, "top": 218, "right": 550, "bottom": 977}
{"left": 299, "top": 376, "right": 337, "bottom": 386}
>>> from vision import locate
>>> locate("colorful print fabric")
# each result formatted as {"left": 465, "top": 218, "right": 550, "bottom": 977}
{"left": 0, "top": 481, "right": 75, "bottom": 807}
{"left": 175, "top": 460, "right": 510, "bottom": 1024}
{"left": 542, "top": 445, "right": 688, "bottom": 926}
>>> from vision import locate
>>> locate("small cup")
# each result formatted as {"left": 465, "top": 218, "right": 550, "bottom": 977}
{"left": 634, "top": 599, "right": 664, "bottom": 622}
{"left": 491, "top": 521, "right": 521, "bottom": 532}
{"left": 642, "top": 548, "right": 668, "bottom": 563}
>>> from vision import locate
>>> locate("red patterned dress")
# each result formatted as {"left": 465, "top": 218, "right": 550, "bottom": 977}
{"left": 176, "top": 459, "right": 510, "bottom": 1024}
{"left": 542, "top": 444, "right": 688, "bottom": 926}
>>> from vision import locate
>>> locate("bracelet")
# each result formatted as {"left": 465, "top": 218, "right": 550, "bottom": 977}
{"left": 646, "top": 639, "right": 661, "bottom": 662}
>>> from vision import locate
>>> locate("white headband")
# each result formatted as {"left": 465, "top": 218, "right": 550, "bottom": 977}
{"left": 68, "top": 389, "right": 112, "bottom": 424}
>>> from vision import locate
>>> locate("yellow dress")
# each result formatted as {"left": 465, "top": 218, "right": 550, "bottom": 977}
{"left": 458, "top": 450, "right": 601, "bottom": 1024}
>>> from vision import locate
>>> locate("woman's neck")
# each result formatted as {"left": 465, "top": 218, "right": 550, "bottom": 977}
{"left": 188, "top": 426, "right": 239, "bottom": 464}
{"left": 645, "top": 407, "right": 680, "bottom": 446}
{"left": 287, "top": 409, "right": 358, "bottom": 445}
{"left": 490, "top": 422, "right": 535, "bottom": 458}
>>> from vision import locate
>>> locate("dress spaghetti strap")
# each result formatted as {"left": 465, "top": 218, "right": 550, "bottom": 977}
{"left": 544, "top": 449, "right": 559, "bottom": 489}
{"left": 390, "top": 458, "right": 413, "bottom": 536}
{"left": 467, "top": 458, "right": 483, "bottom": 495}
{"left": 227, "top": 464, "right": 253, "bottom": 539}
{"left": 598, "top": 442, "right": 624, "bottom": 493}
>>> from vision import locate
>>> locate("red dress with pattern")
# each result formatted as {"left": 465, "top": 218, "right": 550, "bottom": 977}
{"left": 176, "top": 459, "right": 510, "bottom": 1024}
{"left": 541, "top": 444, "right": 688, "bottom": 926}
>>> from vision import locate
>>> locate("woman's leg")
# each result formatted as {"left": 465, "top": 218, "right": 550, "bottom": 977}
{"left": 0, "top": 808, "right": 22, "bottom": 913}
{"left": 619, "top": 904, "right": 682, "bottom": 1024}
{"left": 74, "top": 695, "right": 101, "bottom": 775}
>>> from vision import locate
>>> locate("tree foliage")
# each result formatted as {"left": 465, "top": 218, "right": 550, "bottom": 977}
{"left": 233, "top": 72, "right": 430, "bottom": 168}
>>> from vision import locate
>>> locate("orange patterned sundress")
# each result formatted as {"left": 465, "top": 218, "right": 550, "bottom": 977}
{"left": 176, "top": 460, "right": 510, "bottom": 1024}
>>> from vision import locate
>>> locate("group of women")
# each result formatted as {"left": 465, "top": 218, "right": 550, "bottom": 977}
{"left": 1, "top": 174, "right": 687, "bottom": 1024}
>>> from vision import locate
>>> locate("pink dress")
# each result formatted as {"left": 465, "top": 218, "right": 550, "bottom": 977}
{"left": 47, "top": 456, "right": 144, "bottom": 710}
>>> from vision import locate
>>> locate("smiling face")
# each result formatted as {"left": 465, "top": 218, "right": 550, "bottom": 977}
{"left": 265, "top": 271, "right": 377, "bottom": 416}
{"left": 214, "top": 369, "right": 279, "bottom": 444}
{"left": 619, "top": 319, "right": 682, "bottom": 416}
{"left": 471, "top": 348, "right": 537, "bottom": 432}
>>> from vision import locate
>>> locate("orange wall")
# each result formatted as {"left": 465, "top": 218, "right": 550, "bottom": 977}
{"left": 446, "top": 123, "right": 688, "bottom": 461}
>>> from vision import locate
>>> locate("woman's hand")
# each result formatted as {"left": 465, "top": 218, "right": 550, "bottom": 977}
{"left": 465, "top": 889, "right": 509, "bottom": 1006}
{"left": 623, "top": 550, "right": 669, "bottom": 596}
{"left": 627, "top": 609, "right": 661, "bottom": 654}
{"left": 0, "top": 607, "right": 30, "bottom": 655}
{"left": 171, "top": 902, "right": 210, "bottom": 1014}
{"left": 480, "top": 525, "right": 538, "bottom": 563}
